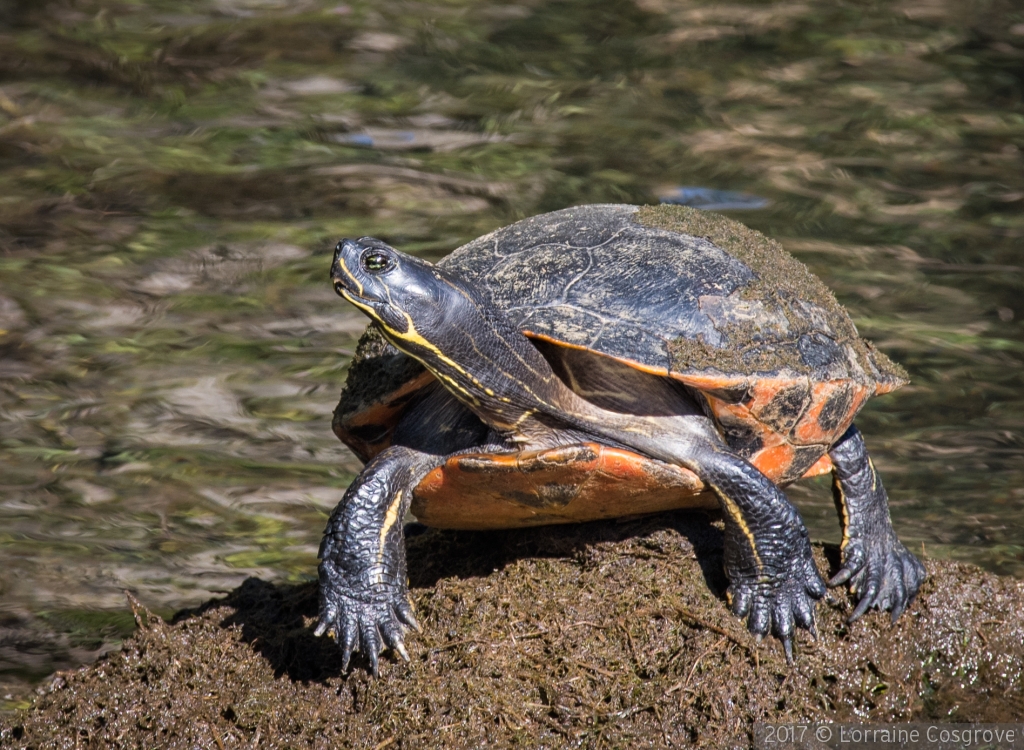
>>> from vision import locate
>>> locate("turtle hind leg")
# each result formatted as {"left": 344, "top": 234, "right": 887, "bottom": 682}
{"left": 663, "top": 437, "right": 826, "bottom": 660}
{"left": 827, "top": 425, "right": 926, "bottom": 622}
{"left": 594, "top": 416, "right": 826, "bottom": 659}
{"left": 704, "top": 450, "right": 826, "bottom": 659}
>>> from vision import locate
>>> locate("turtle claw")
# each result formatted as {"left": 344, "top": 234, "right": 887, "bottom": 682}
{"left": 393, "top": 638, "right": 410, "bottom": 663}
{"left": 316, "top": 585, "right": 414, "bottom": 677}
{"left": 360, "top": 619, "right": 383, "bottom": 676}
{"left": 380, "top": 612, "right": 411, "bottom": 663}
{"left": 339, "top": 617, "right": 360, "bottom": 673}
{"left": 848, "top": 590, "right": 874, "bottom": 623}
{"left": 313, "top": 611, "right": 332, "bottom": 638}
{"left": 889, "top": 598, "right": 907, "bottom": 624}
{"left": 396, "top": 597, "right": 421, "bottom": 633}
{"left": 793, "top": 591, "right": 817, "bottom": 638}
{"left": 827, "top": 564, "right": 854, "bottom": 588}
{"left": 830, "top": 532, "right": 925, "bottom": 624}
{"left": 727, "top": 550, "right": 825, "bottom": 658}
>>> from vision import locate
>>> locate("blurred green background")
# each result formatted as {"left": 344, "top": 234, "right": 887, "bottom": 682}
{"left": 1, "top": 0, "right": 1022, "bottom": 702}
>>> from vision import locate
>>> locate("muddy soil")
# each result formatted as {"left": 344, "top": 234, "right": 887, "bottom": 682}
{"left": 3, "top": 512, "right": 1022, "bottom": 749}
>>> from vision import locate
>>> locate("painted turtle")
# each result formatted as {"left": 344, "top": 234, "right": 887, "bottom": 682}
{"left": 318, "top": 204, "right": 925, "bottom": 672}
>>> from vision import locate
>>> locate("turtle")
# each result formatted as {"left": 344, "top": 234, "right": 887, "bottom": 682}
{"left": 317, "top": 203, "right": 925, "bottom": 673}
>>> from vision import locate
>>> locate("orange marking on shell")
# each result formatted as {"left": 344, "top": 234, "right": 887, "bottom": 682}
{"left": 792, "top": 382, "right": 835, "bottom": 445}
{"left": 873, "top": 380, "right": 901, "bottom": 395}
{"left": 791, "top": 381, "right": 870, "bottom": 446}
{"left": 846, "top": 386, "right": 869, "bottom": 425}
{"left": 456, "top": 453, "right": 519, "bottom": 470}
{"left": 705, "top": 397, "right": 749, "bottom": 423}
{"left": 748, "top": 443, "right": 796, "bottom": 484}
{"left": 412, "top": 443, "right": 716, "bottom": 530}
{"left": 747, "top": 377, "right": 808, "bottom": 416}
{"left": 704, "top": 395, "right": 785, "bottom": 453}
{"left": 802, "top": 454, "right": 834, "bottom": 478}
{"left": 748, "top": 379, "right": 788, "bottom": 411}
{"left": 668, "top": 372, "right": 751, "bottom": 392}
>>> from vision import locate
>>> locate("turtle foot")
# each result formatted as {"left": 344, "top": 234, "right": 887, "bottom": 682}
{"left": 829, "top": 532, "right": 926, "bottom": 623}
{"left": 728, "top": 551, "right": 826, "bottom": 662}
{"left": 315, "top": 575, "right": 420, "bottom": 676}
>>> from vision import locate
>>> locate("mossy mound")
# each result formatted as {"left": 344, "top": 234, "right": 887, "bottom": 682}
{"left": 3, "top": 514, "right": 1022, "bottom": 748}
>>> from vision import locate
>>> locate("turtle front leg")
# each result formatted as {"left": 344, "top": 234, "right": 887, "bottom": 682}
{"left": 690, "top": 445, "right": 827, "bottom": 661}
{"left": 827, "top": 425, "right": 926, "bottom": 622}
{"left": 316, "top": 445, "right": 440, "bottom": 675}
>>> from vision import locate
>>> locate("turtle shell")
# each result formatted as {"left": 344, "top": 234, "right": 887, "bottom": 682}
{"left": 333, "top": 204, "right": 906, "bottom": 528}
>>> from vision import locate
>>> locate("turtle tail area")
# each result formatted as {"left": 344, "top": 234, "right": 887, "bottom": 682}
{"left": 863, "top": 341, "right": 909, "bottom": 395}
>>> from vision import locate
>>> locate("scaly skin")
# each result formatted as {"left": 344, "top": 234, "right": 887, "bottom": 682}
{"left": 828, "top": 426, "right": 926, "bottom": 621}
{"left": 315, "top": 446, "right": 437, "bottom": 675}
{"left": 561, "top": 412, "right": 827, "bottom": 660}
{"left": 693, "top": 444, "right": 826, "bottom": 661}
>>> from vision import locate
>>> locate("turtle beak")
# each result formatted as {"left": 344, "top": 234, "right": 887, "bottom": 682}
{"left": 331, "top": 239, "right": 365, "bottom": 299}
{"left": 331, "top": 275, "right": 355, "bottom": 300}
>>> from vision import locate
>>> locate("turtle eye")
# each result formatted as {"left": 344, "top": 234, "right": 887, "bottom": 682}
{"left": 361, "top": 250, "right": 392, "bottom": 274}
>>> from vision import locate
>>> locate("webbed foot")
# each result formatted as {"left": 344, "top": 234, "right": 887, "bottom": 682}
{"left": 315, "top": 566, "right": 420, "bottom": 676}
{"left": 829, "top": 530, "right": 926, "bottom": 623}
{"left": 828, "top": 426, "right": 926, "bottom": 624}
{"left": 728, "top": 544, "right": 826, "bottom": 662}
{"left": 315, "top": 445, "right": 435, "bottom": 675}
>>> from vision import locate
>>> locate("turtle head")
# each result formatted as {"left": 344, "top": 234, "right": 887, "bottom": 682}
{"left": 331, "top": 237, "right": 448, "bottom": 335}
{"left": 330, "top": 236, "right": 569, "bottom": 424}
{"left": 331, "top": 237, "right": 482, "bottom": 379}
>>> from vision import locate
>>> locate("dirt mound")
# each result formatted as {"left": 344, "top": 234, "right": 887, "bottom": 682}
{"left": 3, "top": 513, "right": 1023, "bottom": 748}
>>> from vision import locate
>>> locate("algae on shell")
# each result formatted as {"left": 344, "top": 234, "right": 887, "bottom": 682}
{"left": 635, "top": 204, "right": 908, "bottom": 389}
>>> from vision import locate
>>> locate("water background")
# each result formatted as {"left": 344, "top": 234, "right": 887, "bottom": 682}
{"left": 1, "top": 0, "right": 1023, "bottom": 702}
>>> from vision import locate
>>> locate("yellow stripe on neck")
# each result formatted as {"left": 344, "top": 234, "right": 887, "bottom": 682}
{"left": 343, "top": 287, "right": 549, "bottom": 420}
